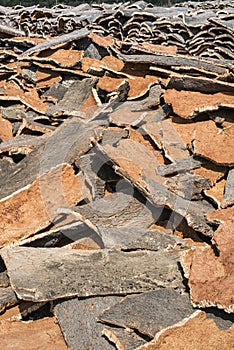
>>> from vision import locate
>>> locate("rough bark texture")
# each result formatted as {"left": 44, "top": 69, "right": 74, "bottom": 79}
{"left": 1, "top": 247, "right": 184, "bottom": 302}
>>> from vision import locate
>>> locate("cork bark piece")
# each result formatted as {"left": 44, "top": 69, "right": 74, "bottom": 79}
{"left": 0, "top": 115, "right": 13, "bottom": 141}
{"left": 194, "top": 120, "right": 234, "bottom": 166}
{"left": 55, "top": 296, "right": 120, "bottom": 350}
{"left": 102, "top": 326, "right": 147, "bottom": 350}
{"left": 1, "top": 247, "right": 184, "bottom": 302}
{"left": 21, "top": 28, "right": 89, "bottom": 56}
{"left": 0, "top": 286, "right": 18, "bottom": 313}
{"left": 98, "top": 289, "right": 195, "bottom": 338}
{"left": 0, "top": 165, "right": 88, "bottom": 247}
{"left": 181, "top": 220, "right": 234, "bottom": 313}
{"left": 0, "top": 119, "right": 100, "bottom": 201}
{"left": 36, "top": 48, "right": 83, "bottom": 67}
{"left": 3, "top": 81, "right": 48, "bottom": 114}
{"left": 164, "top": 89, "right": 234, "bottom": 119}
{"left": 0, "top": 316, "right": 67, "bottom": 350}
{"left": 135, "top": 312, "right": 234, "bottom": 350}
{"left": 36, "top": 68, "right": 62, "bottom": 88}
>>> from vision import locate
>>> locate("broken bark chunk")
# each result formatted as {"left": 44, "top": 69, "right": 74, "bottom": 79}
{"left": 0, "top": 316, "right": 67, "bottom": 350}
{"left": 0, "top": 286, "right": 18, "bottom": 313}
{"left": 194, "top": 120, "right": 234, "bottom": 166}
{"left": 164, "top": 89, "right": 234, "bottom": 119}
{"left": 221, "top": 168, "right": 234, "bottom": 208}
{"left": 98, "top": 144, "right": 214, "bottom": 236}
{"left": 204, "top": 179, "right": 226, "bottom": 207}
{"left": 68, "top": 192, "right": 156, "bottom": 230}
{"left": 36, "top": 48, "right": 83, "bottom": 68}
{"left": 181, "top": 220, "right": 234, "bottom": 313}
{"left": 103, "top": 326, "right": 147, "bottom": 350}
{"left": 98, "top": 289, "right": 195, "bottom": 338}
{"left": 1, "top": 247, "right": 184, "bottom": 302}
{"left": 157, "top": 156, "right": 201, "bottom": 177}
{"left": 55, "top": 296, "right": 120, "bottom": 350}
{"left": 163, "top": 173, "right": 211, "bottom": 200}
{"left": 21, "top": 28, "right": 89, "bottom": 56}
{"left": 135, "top": 311, "right": 234, "bottom": 350}
{"left": 167, "top": 75, "right": 234, "bottom": 94}
{"left": 0, "top": 115, "right": 13, "bottom": 141}
{"left": 47, "top": 78, "right": 97, "bottom": 117}
{"left": 0, "top": 118, "right": 101, "bottom": 200}
{"left": 0, "top": 165, "right": 88, "bottom": 247}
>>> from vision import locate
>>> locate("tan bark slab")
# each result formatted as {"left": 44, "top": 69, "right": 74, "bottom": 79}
{"left": 97, "top": 76, "right": 125, "bottom": 92}
{"left": 181, "top": 220, "right": 234, "bottom": 313}
{"left": 0, "top": 316, "right": 67, "bottom": 350}
{"left": 36, "top": 68, "right": 62, "bottom": 88}
{"left": 0, "top": 115, "right": 12, "bottom": 141}
{"left": 128, "top": 76, "right": 159, "bottom": 99}
{"left": 204, "top": 179, "right": 226, "bottom": 207}
{"left": 101, "top": 56, "right": 124, "bottom": 71}
{"left": 135, "top": 312, "right": 234, "bottom": 350}
{"left": 206, "top": 207, "right": 234, "bottom": 224}
{"left": 102, "top": 139, "right": 163, "bottom": 188}
{"left": 37, "top": 48, "right": 83, "bottom": 67}
{"left": 89, "top": 33, "right": 114, "bottom": 48}
{"left": 82, "top": 57, "right": 103, "bottom": 73}
{"left": 141, "top": 42, "right": 177, "bottom": 54}
{"left": 166, "top": 117, "right": 196, "bottom": 146}
{"left": 4, "top": 81, "right": 48, "bottom": 114}
{"left": 144, "top": 119, "right": 191, "bottom": 161}
{"left": 194, "top": 164, "right": 226, "bottom": 186}
{"left": 0, "top": 164, "right": 88, "bottom": 247}
{"left": 164, "top": 89, "right": 234, "bottom": 119}
{"left": 129, "top": 128, "right": 165, "bottom": 165}
{"left": 194, "top": 120, "right": 234, "bottom": 165}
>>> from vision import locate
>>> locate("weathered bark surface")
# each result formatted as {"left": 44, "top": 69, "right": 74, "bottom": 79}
{"left": 221, "top": 168, "right": 234, "bottom": 207}
{"left": 0, "top": 165, "right": 88, "bottom": 247}
{"left": 167, "top": 75, "right": 234, "bottom": 94}
{"left": 1, "top": 247, "right": 184, "bottom": 302}
{"left": 69, "top": 192, "right": 157, "bottom": 229}
{"left": 0, "top": 286, "right": 18, "bottom": 313}
{"left": 47, "top": 78, "right": 97, "bottom": 116}
{"left": 164, "top": 89, "right": 234, "bottom": 120}
{"left": 135, "top": 312, "right": 234, "bottom": 350}
{"left": 103, "top": 326, "right": 147, "bottom": 350}
{"left": 181, "top": 220, "right": 234, "bottom": 313}
{"left": 157, "top": 156, "right": 201, "bottom": 177}
{"left": 163, "top": 173, "right": 211, "bottom": 200}
{"left": 0, "top": 258, "right": 9, "bottom": 287}
{"left": 119, "top": 53, "right": 228, "bottom": 76}
{"left": 121, "top": 229, "right": 184, "bottom": 251}
{"left": 98, "top": 289, "right": 195, "bottom": 338}
{"left": 55, "top": 296, "right": 120, "bottom": 350}
{"left": 21, "top": 28, "right": 90, "bottom": 56}
{"left": 0, "top": 316, "right": 67, "bottom": 350}
{"left": 0, "top": 118, "right": 100, "bottom": 200}
{"left": 194, "top": 120, "right": 234, "bottom": 166}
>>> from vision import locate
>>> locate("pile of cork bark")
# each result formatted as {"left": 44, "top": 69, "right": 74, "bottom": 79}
{"left": 0, "top": 1, "right": 233, "bottom": 349}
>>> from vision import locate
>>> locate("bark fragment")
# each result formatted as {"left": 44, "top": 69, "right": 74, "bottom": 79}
{"left": 55, "top": 296, "right": 120, "bottom": 350}
{"left": 98, "top": 289, "right": 195, "bottom": 338}
{"left": 1, "top": 247, "right": 184, "bottom": 302}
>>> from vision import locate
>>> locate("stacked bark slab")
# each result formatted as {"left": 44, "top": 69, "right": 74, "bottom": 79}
{"left": 0, "top": 1, "right": 233, "bottom": 349}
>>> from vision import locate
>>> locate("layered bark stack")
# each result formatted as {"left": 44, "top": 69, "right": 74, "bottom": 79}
{"left": 0, "top": 1, "right": 233, "bottom": 349}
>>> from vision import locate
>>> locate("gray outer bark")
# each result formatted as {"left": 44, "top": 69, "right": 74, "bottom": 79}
{"left": 1, "top": 247, "right": 184, "bottom": 302}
